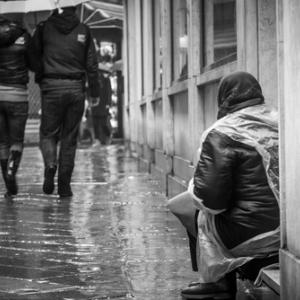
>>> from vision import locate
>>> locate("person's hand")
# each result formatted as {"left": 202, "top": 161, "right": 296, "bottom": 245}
{"left": 89, "top": 97, "right": 100, "bottom": 107}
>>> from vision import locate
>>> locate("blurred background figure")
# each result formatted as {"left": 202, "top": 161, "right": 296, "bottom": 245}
{"left": 91, "top": 66, "right": 112, "bottom": 145}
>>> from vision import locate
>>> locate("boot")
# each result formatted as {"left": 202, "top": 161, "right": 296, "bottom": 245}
{"left": 43, "top": 165, "right": 57, "bottom": 194}
{"left": 58, "top": 170, "right": 73, "bottom": 198}
{"left": 1, "top": 159, "right": 10, "bottom": 198}
{"left": 1, "top": 159, "right": 8, "bottom": 182}
{"left": 6, "top": 151, "right": 22, "bottom": 195}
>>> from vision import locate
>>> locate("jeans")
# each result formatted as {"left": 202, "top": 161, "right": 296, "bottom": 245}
{"left": 40, "top": 85, "right": 85, "bottom": 183}
{"left": 92, "top": 114, "right": 112, "bottom": 144}
{"left": 0, "top": 101, "right": 28, "bottom": 159}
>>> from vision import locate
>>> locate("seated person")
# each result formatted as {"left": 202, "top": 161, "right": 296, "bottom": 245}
{"left": 168, "top": 71, "right": 280, "bottom": 299}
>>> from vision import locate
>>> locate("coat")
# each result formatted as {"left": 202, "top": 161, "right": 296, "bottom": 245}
{"left": 189, "top": 72, "right": 280, "bottom": 282}
{"left": 0, "top": 16, "right": 32, "bottom": 87}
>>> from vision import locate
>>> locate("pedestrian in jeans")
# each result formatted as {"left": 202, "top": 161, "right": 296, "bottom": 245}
{"left": 91, "top": 69, "right": 112, "bottom": 145}
{"left": 168, "top": 72, "right": 280, "bottom": 299}
{"left": 0, "top": 14, "right": 34, "bottom": 199}
{"left": 30, "top": 6, "right": 100, "bottom": 197}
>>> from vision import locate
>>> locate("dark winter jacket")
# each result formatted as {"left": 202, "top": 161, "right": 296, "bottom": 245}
{"left": 193, "top": 72, "right": 279, "bottom": 250}
{"left": 91, "top": 72, "right": 112, "bottom": 117}
{"left": 30, "top": 8, "right": 100, "bottom": 97}
{"left": 0, "top": 16, "right": 33, "bottom": 86}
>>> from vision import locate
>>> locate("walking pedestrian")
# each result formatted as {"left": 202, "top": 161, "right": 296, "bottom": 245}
{"left": 30, "top": 6, "right": 100, "bottom": 197}
{"left": 91, "top": 68, "right": 112, "bottom": 145}
{"left": 0, "top": 14, "right": 34, "bottom": 198}
{"left": 168, "top": 71, "right": 280, "bottom": 299}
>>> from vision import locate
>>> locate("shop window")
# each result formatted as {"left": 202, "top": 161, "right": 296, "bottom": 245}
{"left": 203, "top": 0, "right": 237, "bottom": 68}
{"left": 172, "top": 0, "right": 188, "bottom": 81}
{"left": 153, "top": 0, "right": 162, "bottom": 90}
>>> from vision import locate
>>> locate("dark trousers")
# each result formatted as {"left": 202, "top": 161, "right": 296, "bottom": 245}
{"left": 92, "top": 114, "right": 111, "bottom": 144}
{"left": 40, "top": 87, "right": 85, "bottom": 183}
{"left": 0, "top": 101, "right": 28, "bottom": 159}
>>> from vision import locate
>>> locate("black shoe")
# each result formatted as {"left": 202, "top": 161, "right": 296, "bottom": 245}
{"left": 58, "top": 184, "right": 73, "bottom": 198}
{"left": 181, "top": 278, "right": 235, "bottom": 299}
{"left": 43, "top": 165, "right": 57, "bottom": 194}
{"left": 58, "top": 169, "right": 73, "bottom": 198}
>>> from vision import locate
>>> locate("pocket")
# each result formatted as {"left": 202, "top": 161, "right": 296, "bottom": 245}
{"left": 10, "top": 102, "right": 29, "bottom": 117}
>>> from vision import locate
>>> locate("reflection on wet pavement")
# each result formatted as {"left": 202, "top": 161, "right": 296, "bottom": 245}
{"left": 0, "top": 145, "right": 194, "bottom": 299}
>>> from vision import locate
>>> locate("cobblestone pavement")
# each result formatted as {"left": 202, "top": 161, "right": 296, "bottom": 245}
{"left": 0, "top": 144, "right": 195, "bottom": 300}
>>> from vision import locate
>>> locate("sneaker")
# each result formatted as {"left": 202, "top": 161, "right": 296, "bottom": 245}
{"left": 92, "top": 139, "right": 101, "bottom": 148}
{"left": 43, "top": 165, "right": 57, "bottom": 194}
{"left": 4, "top": 191, "right": 13, "bottom": 201}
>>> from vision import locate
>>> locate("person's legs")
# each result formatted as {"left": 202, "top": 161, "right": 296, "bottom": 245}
{"left": 102, "top": 113, "right": 112, "bottom": 145}
{"left": 92, "top": 115, "right": 100, "bottom": 141}
{"left": 0, "top": 103, "right": 10, "bottom": 195}
{"left": 168, "top": 192, "right": 236, "bottom": 299}
{"left": 167, "top": 191, "right": 198, "bottom": 237}
{"left": 40, "top": 91, "right": 64, "bottom": 194}
{"left": 58, "top": 90, "right": 84, "bottom": 197}
{"left": 97, "top": 117, "right": 107, "bottom": 145}
{"left": 6, "top": 101, "right": 28, "bottom": 195}
{"left": 168, "top": 191, "right": 199, "bottom": 271}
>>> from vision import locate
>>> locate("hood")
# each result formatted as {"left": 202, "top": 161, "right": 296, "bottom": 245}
{"left": 217, "top": 71, "right": 264, "bottom": 119}
{"left": 48, "top": 7, "right": 80, "bottom": 34}
{"left": 0, "top": 16, "right": 24, "bottom": 47}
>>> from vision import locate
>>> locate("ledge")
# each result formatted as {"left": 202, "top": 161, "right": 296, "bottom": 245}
{"left": 261, "top": 268, "right": 280, "bottom": 295}
{"left": 196, "top": 61, "right": 237, "bottom": 87}
{"left": 167, "top": 79, "right": 188, "bottom": 96}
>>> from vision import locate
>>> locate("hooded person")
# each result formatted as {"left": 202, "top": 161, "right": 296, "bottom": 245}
{"left": 30, "top": 6, "right": 100, "bottom": 197}
{"left": 0, "top": 14, "right": 34, "bottom": 198}
{"left": 167, "top": 71, "right": 280, "bottom": 299}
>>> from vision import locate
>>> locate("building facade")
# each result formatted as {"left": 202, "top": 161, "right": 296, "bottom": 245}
{"left": 123, "top": 0, "right": 300, "bottom": 298}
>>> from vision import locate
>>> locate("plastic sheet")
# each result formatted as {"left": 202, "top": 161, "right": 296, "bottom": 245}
{"left": 190, "top": 104, "right": 280, "bottom": 283}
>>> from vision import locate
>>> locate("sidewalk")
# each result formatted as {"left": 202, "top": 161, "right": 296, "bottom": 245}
{"left": 0, "top": 144, "right": 195, "bottom": 300}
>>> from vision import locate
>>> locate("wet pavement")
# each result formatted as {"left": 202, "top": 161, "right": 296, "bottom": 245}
{"left": 0, "top": 144, "right": 281, "bottom": 300}
{"left": 0, "top": 144, "right": 195, "bottom": 300}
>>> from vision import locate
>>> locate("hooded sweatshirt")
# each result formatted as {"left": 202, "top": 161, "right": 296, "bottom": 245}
{"left": 30, "top": 8, "right": 100, "bottom": 97}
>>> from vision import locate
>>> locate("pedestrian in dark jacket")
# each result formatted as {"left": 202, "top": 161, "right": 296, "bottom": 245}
{"left": 30, "top": 6, "right": 100, "bottom": 197}
{"left": 91, "top": 70, "right": 112, "bottom": 145}
{"left": 168, "top": 71, "right": 280, "bottom": 299}
{"left": 0, "top": 14, "right": 33, "bottom": 198}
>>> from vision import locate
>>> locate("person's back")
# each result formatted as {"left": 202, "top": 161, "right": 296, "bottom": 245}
{"left": 32, "top": 7, "right": 99, "bottom": 97}
{"left": 30, "top": 7, "right": 100, "bottom": 197}
{"left": 0, "top": 16, "right": 31, "bottom": 87}
{"left": 193, "top": 107, "right": 279, "bottom": 250}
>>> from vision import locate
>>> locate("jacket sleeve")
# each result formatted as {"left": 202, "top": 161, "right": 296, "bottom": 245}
{"left": 193, "top": 129, "right": 235, "bottom": 211}
{"left": 85, "top": 26, "right": 100, "bottom": 98}
{"left": 24, "top": 32, "right": 35, "bottom": 72}
{"left": 28, "top": 22, "right": 45, "bottom": 82}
